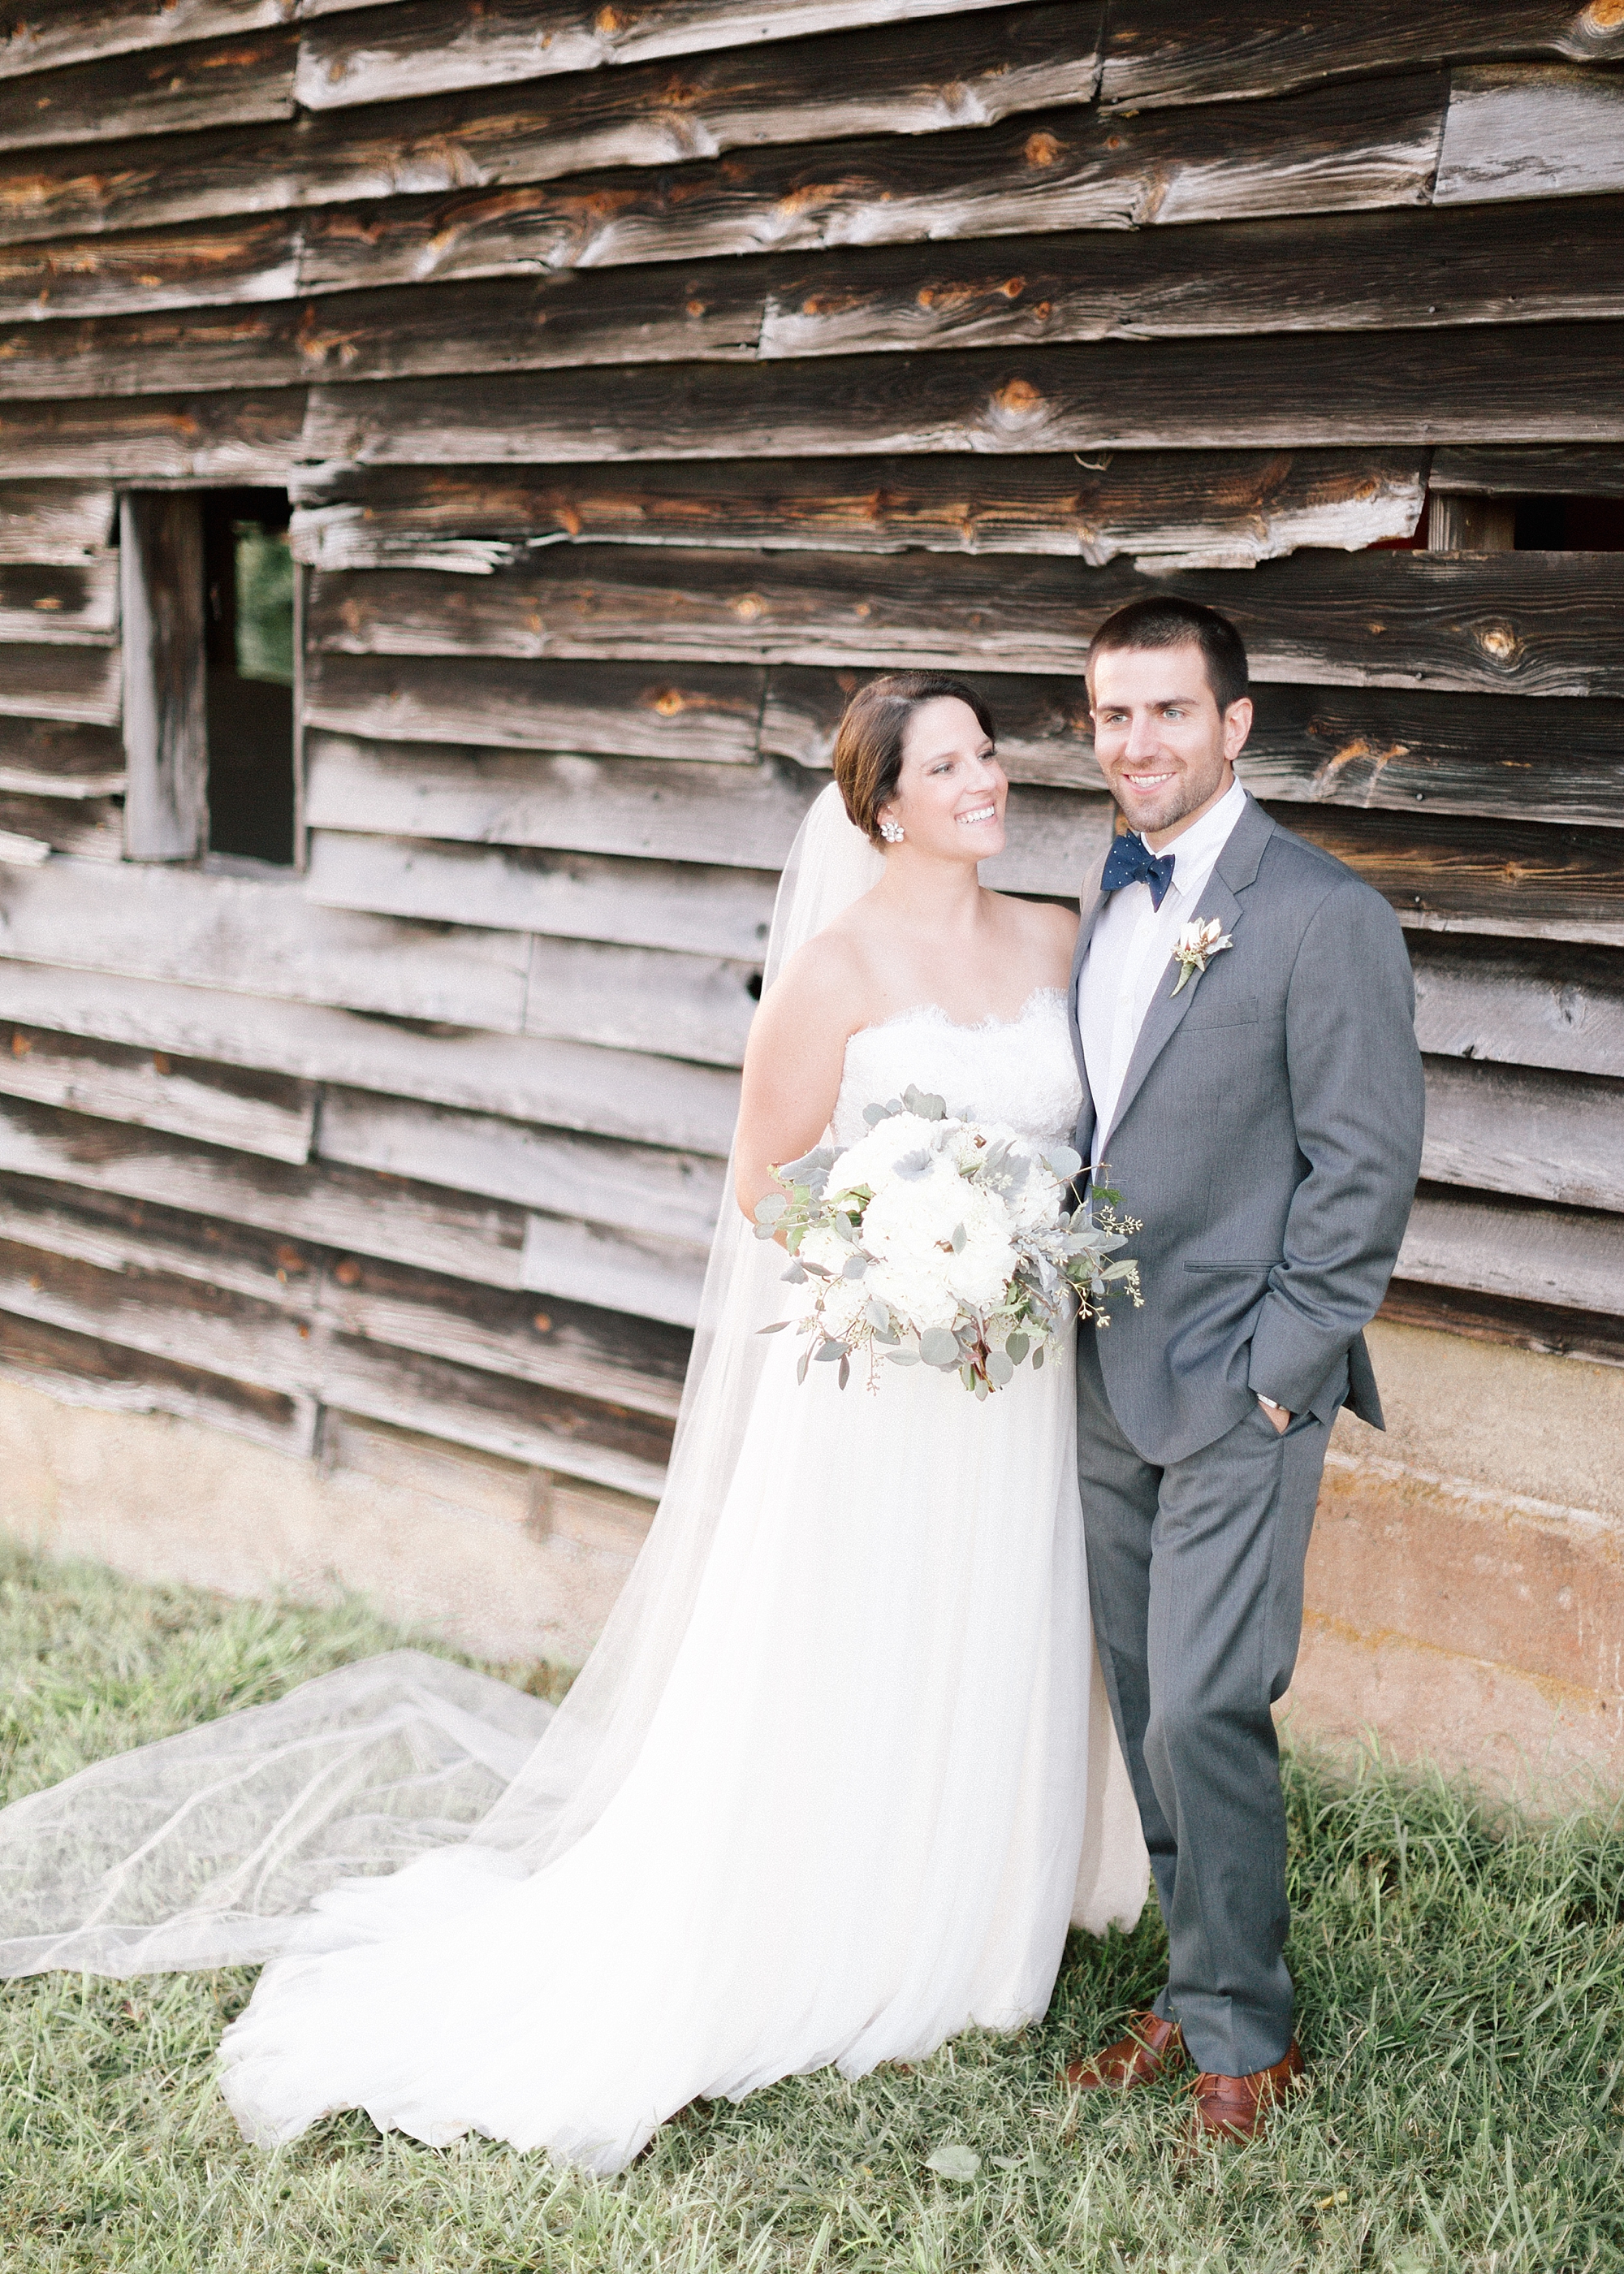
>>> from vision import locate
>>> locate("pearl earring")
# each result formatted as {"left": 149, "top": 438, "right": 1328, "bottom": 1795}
{"left": 879, "top": 819, "right": 905, "bottom": 845}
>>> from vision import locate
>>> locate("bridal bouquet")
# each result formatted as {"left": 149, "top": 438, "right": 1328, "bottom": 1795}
{"left": 754, "top": 1086, "right": 1142, "bottom": 1394}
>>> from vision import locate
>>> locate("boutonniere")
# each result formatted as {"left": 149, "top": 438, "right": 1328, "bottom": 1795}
{"left": 1171, "top": 917, "right": 1233, "bottom": 996}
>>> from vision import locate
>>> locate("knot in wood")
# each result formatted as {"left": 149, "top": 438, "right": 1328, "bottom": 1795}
{"left": 1476, "top": 621, "right": 1522, "bottom": 664}
{"left": 991, "top": 377, "right": 1044, "bottom": 419}
{"left": 1024, "top": 132, "right": 1062, "bottom": 166}
{"left": 731, "top": 594, "right": 766, "bottom": 620}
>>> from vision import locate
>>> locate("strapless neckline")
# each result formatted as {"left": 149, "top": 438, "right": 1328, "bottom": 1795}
{"left": 831, "top": 986, "right": 1080, "bottom": 1154}
{"left": 849, "top": 985, "right": 1068, "bottom": 1047}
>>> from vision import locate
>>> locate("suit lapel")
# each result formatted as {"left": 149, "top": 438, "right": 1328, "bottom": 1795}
{"left": 1098, "top": 793, "right": 1275, "bottom": 1156}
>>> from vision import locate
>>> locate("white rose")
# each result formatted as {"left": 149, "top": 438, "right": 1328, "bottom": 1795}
{"left": 825, "top": 1112, "right": 942, "bottom": 1204}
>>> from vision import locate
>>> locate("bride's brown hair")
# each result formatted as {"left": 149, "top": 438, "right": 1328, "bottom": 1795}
{"left": 832, "top": 672, "right": 996, "bottom": 845}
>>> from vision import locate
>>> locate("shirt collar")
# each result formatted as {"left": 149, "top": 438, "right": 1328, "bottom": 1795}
{"left": 1155, "top": 776, "right": 1247, "bottom": 901}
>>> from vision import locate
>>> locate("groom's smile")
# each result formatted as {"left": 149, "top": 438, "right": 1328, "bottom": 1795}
{"left": 1088, "top": 640, "right": 1254, "bottom": 850}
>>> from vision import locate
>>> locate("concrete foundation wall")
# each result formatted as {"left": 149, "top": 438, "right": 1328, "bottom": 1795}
{"left": 3, "top": 1319, "right": 1621, "bottom": 1805}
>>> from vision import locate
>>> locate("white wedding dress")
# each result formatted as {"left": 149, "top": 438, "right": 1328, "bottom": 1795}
{"left": 0, "top": 789, "right": 1148, "bottom": 2175}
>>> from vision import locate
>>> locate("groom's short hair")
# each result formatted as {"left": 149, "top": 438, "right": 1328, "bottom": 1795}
{"left": 1086, "top": 598, "right": 1250, "bottom": 715}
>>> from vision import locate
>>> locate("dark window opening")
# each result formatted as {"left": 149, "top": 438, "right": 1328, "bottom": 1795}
{"left": 202, "top": 490, "right": 296, "bottom": 864}
{"left": 1512, "top": 495, "right": 1624, "bottom": 551}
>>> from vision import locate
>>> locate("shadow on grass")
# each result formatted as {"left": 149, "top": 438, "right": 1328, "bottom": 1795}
{"left": 2, "top": 1544, "right": 1622, "bottom": 2272}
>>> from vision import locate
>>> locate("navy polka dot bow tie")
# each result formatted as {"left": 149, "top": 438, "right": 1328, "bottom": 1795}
{"left": 1100, "top": 832, "right": 1176, "bottom": 910}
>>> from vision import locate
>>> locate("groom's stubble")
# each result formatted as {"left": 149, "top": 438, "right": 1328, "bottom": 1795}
{"left": 1087, "top": 640, "right": 1254, "bottom": 849}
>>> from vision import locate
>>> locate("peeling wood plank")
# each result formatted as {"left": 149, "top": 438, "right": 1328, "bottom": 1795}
{"left": 0, "top": 2, "right": 309, "bottom": 82}
{"left": 0, "top": 482, "right": 115, "bottom": 561}
{"left": 290, "top": 77, "right": 1445, "bottom": 292}
{"left": 1272, "top": 804, "right": 1624, "bottom": 946}
{"left": 305, "top": 829, "right": 780, "bottom": 959}
{"left": 1421, "top": 1055, "right": 1624, "bottom": 1213}
{"left": 317, "top": 1084, "right": 730, "bottom": 1235}
{"left": 305, "top": 547, "right": 1624, "bottom": 698}
{"left": 1436, "top": 64, "right": 1624, "bottom": 204}
{"left": 0, "top": 793, "right": 122, "bottom": 859}
{"left": 1410, "top": 936, "right": 1624, "bottom": 1079}
{"left": 0, "top": 390, "right": 306, "bottom": 482}
{"left": 1240, "top": 686, "right": 1624, "bottom": 827}
{"left": 1429, "top": 444, "right": 1624, "bottom": 496}
{"left": 520, "top": 1208, "right": 707, "bottom": 1329}
{"left": 296, "top": 0, "right": 1068, "bottom": 112}
{"left": 0, "top": 642, "right": 122, "bottom": 725}
{"left": 1398, "top": 1183, "right": 1624, "bottom": 1316}
{"left": 1378, "top": 1279, "right": 1624, "bottom": 1366}
{"left": 0, "top": 856, "right": 532, "bottom": 1029}
{"left": 0, "top": 1306, "right": 314, "bottom": 1453}
{"left": 0, "top": 1022, "right": 316, "bottom": 1163}
{"left": 0, "top": 1092, "right": 533, "bottom": 1290}
{"left": 304, "top": 734, "right": 818, "bottom": 869}
{"left": 302, "top": 650, "right": 767, "bottom": 761}
{"left": 0, "top": 28, "right": 296, "bottom": 154}
{"left": 316, "top": 1331, "right": 672, "bottom": 1498}
{"left": 300, "top": 321, "right": 1624, "bottom": 465}
{"left": 0, "top": 558, "right": 117, "bottom": 640}
{"left": 754, "top": 197, "right": 1624, "bottom": 363}
{"left": 0, "top": 6, "right": 1103, "bottom": 249}
{"left": 0, "top": 715, "right": 124, "bottom": 798}
{"left": 291, "top": 449, "right": 1428, "bottom": 570}
{"left": 1099, "top": 1, "right": 1624, "bottom": 111}
{"left": 318, "top": 1252, "right": 688, "bottom": 1420}
{"left": 0, "top": 959, "right": 750, "bottom": 1127}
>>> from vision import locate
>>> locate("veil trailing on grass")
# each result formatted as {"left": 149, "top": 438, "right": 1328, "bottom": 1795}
{"left": 0, "top": 785, "right": 886, "bottom": 1979}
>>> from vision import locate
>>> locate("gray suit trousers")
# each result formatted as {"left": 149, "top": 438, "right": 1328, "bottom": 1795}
{"left": 1078, "top": 1326, "right": 1332, "bottom": 2077}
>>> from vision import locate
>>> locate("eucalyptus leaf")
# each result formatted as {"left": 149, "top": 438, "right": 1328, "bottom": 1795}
{"left": 887, "top": 1349, "right": 921, "bottom": 1366}
{"left": 1032, "top": 1343, "right": 1045, "bottom": 1371}
{"left": 1006, "top": 1331, "right": 1030, "bottom": 1364}
{"left": 918, "top": 1328, "right": 959, "bottom": 1368}
{"left": 837, "top": 1355, "right": 850, "bottom": 1390}
{"left": 757, "top": 1321, "right": 790, "bottom": 1335}
{"left": 986, "top": 1349, "right": 1014, "bottom": 1387}
{"left": 754, "top": 1195, "right": 787, "bottom": 1222}
{"left": 814, "top": 1342, "right": 847, "bottom": 1363}
{"left": 864, "top": 1298, "right": 892, "bottom": 1330}
{"left": 902, "top": 1085, "right": 947, "bottom": 1121}
{"left": 950, "top": 1223, "right": 967, "bottom": 1253}
{"left": 781, "top": 1263, "right": 807, "bottom": 1283}
{"left": 797, "top": 1347, "right": 811, "bottom": 1386}
{"left": 1045, "top": 1144, "right": 1083, "bottom": 1178}
{"left": 842, "top": 1255, "right": 868, "bottom": 1279}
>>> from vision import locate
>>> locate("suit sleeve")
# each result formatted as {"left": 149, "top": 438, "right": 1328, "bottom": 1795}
{"left": 1246, "top": 879, "right": 1425, "bottom": 1417}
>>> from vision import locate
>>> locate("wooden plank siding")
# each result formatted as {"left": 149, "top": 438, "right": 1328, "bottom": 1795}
{"left": 0, "top": 0, "right": 1619, "bottom": 1492}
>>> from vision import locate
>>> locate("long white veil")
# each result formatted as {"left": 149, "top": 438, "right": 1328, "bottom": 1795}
{"left": 0, "top": 786, "right": 887, "bottom": 1978}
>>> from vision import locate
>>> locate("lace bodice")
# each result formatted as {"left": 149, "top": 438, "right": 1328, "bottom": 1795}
{"left": 831, "top": 988, "right": 1082, "bottom": 1151}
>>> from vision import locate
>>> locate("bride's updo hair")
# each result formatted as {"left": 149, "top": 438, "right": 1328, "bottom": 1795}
{"left": 832, "top": 672, "right": 996, "bottom": 845}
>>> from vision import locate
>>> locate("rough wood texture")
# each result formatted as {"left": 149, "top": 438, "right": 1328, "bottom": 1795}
{"left": 0, "top": 213, "right": 304, "bottom": 325}
{"left": 305, "top": 546, "right": 1624, "bottom": 696}
{"left": 300, "top": 322, "right": 1624, "bottom": 466}
{"left": 0, "top": 856, "right": 533, "bottom": 1029}
{"left": 302, "top": 650, "right": 767, "bottom": 761}
{"left": 1378, "top": 1279, "right": 1624, "bottom": 1368}
{"left": 0, "top": 483, "right": 115, "bottom": 561}
{"left": 306, "top": 829, "right": 780, "bottom": 960}
{"left": 0, "top": 559, "right": 118, "bottom": 640}
{"left": 291, "top": 449, "right": 1428, "bottom": 570}
{"left": 0, "top": 792, "right": 123, "bottom": 860}
{"left": 288, "top": 76, "right": 1446, "bottom": 288}
{"left": 1410, "top": 936, "right": 1624, "bottom": 1079}
{"left": 762, "top": 662, "right": 1096, "bottom": 782}
{"left": 1427, "top": 492, "right": 1518, "bottom": 552}
{"left": 1099, "top": 2, "right": 1624, "bottom": 110}
{"left": 1398, "top": 1182, "right": 1624, "bottom": 1317}
{"left": 0, "top": 716, "right": 124, "bottom": 798}
{"left": 0, "top": 29, "right": 296, "bottom": 153}
{"left": 0, "top": 1092, "right": 533, "bottom": 1291}
{"left": 317, "top": 1086, "right": 728, "bottom": 1239}
{"left": 0, "top": 391, "right": 305, "bottom": 482}
{"left": 1436, "top": 64, "right": 1624, "bottom": 205}
{"left": 1242, "top": 686, "right": 1624, "bottom": 827}
{"left": 0, "top": 954, "right": 755, "bottom": 1114}
{"left": 520, "top": 1208, "right": 706, "bottom": 1328}
{"left": 296, "top": 0, "right": 1073, "bottom": 111}
{"left": 1273, "top": 805, "right": 1624, "bottom": 946}
{"left": 753, "top": 198, "right": 1624, "bottom": 363}
{"left": 0, "top": 3, "right": 341, "bottom": 81}
{"left": 0, "top": 1024, "right": 316, "bottom": 1164}
{"left": 0, "top": 6, "right": 1100, "bottom": 249}
{"left": 1422, "top": 1055, "right": 1624, "bottom": 1213}
{"left": 305, "top": 735, "right": 818, "bottom": 869}
{"left": 119, "top": 494, "right": 206, "bottom": 864}
{"left": 0, "top": 1306, "right": 313, "bottom": 1454}
{"left": 0, "top": 645, "right": 122, "bottom": 725}
{"left": 1430, "top": 444, "right": 1624, "bottom": 495}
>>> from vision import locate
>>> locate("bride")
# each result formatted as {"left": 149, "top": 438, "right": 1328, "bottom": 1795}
{"left": 0, "top": 673, "right": 1148, "bottom": 2172}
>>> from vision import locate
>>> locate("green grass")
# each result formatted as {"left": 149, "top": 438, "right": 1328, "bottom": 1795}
{"left": 1, "top": 1541, "right": 1622, "bottom": 2273}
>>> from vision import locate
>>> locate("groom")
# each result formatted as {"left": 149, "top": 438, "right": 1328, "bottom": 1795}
{"left": 1064, "top": 597, "right": 1424, "bottom": 2142}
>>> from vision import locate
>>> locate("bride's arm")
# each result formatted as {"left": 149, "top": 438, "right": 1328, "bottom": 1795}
{"left": 734, "top": 939, "right": 864, "bottom": 1221}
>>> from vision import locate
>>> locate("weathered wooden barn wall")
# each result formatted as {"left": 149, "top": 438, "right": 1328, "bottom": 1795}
{"left": 0, "top": 0, "right": 1621, "bottom": 1774}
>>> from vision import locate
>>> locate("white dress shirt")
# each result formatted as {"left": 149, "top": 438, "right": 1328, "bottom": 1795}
{"left": 1078, "top": 776, "right": 1247, "bottom": 1169}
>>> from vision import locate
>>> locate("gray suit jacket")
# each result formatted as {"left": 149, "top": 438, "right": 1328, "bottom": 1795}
{"left": 1068, "top": 793, "right": 1425, "bottom": 1466}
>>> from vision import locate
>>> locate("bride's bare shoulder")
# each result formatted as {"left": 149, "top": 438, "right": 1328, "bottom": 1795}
{"left": 752, "top": 923, "right": 872, "bottom": 1039}
{"left": 989, "top": 891, "right": 1080, "bottom": 959}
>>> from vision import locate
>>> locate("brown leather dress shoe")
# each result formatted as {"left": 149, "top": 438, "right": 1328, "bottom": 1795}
{"left": 1188, "top": 2040, "right": 1307, "bottom": 2142}
{"left": 1064, "top": 2010, "right": 1186, "bottom": 2092}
